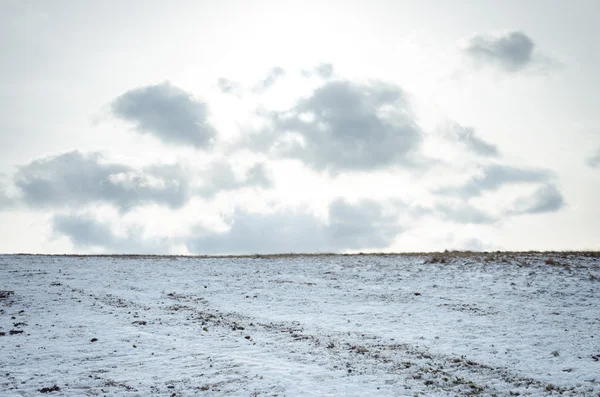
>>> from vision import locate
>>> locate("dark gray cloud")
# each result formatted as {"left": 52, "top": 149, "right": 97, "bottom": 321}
{"left": 196, "top": 161, "right": 272, "bottom": 197}
{"left": 12, "top": 151, "right": 190, "bottom": 211}
{"left": 253, "top": 67, "right": 286, "bottom": 93}
{"left": 53, "top": 214, "right": 169, "bottom": 254}
{"left": 587, "top": 149, "right": 600, "bottom": 168}
{"left": 434, "top": 202, "right": 497, "bottom": 224}
{"left": 217, "top": 77, "right": 241, "bottom": 95}
{"left": 111, "top": 82, "right": 216, "bottom": 148}
{"left": 252, "top": 79, "right": 422, "bottom": 174}
{"left": 464, "top": 31, "right": 536, "bottom": 72}
{"left": 314, "top": 63, "right": 334, "bottom": 79}
{"left": 446, "top": 123, "right": 499, "bottom": 157}
{"left": 436, "top": 164, "right": 553, "bottom": 198}
{"left": 186, "top": 198, "right": 404, "bottom": 254}
{"left": 506, "top": 184, "right": 565, "bottom": 215}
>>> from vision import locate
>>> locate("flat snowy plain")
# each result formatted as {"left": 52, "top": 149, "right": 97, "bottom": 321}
{"left": 1, "top": 253, "right": 599, "bottom": 396}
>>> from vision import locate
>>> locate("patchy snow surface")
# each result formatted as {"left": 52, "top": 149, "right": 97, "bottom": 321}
{"left": 1, "top": 253, "right": 599, "bottom": 396}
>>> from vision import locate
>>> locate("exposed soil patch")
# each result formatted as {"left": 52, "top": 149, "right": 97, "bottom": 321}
{"left": 39, "top": 385, "right": 61, "bottom": 393}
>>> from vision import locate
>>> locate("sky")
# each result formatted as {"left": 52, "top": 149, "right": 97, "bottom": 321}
{"left": 1, "top": 0, "right": 599, "bottom": 254}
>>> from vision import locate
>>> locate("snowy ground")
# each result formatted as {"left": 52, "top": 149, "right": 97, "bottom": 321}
{"left": 1, "top": 253, "right": 599, "bottom": 396}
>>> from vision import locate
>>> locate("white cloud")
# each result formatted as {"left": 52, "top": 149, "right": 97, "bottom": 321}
{"left": 1, "top": 151, "right": 272, "bottom": 213}
{"left": 111, "top": 82, "right": 217, "bottom": 148}
{"left": 217, "top": 77, "right": 242, "bottom": 95}
{"left": 464, "top": 31, "right": 534, "bottom": 72}
{"left": 253, "top": 67, "right": 286, "bottom": 93}
{"left": 443, "top": 123, "right": 499, "bottom": 157}
{"left": 587, "top": 148, "right": 600, "bottom": 168}
{"left": 314, "top": 63, "right": 334, "bottom": 79}
{"left": 436, "top": 164, "right": 555, "bottom": 198}
{"left": 12, "top": 151, "right": 190, "bottom": 211}
{"left": 187, "top": 199, "right": 405, "bottom": 254}
{"left": 195, "top": 161, "right": 272, "bottom": 198}
{"left": 53, "top": 213, "right": 171, "bottom": 254}
{"left": 53, "top": 198, "right": 407, "bottom": 254}
{"left": 433, "top": 202, "right": 497, "bottom": 225}
{"left": 462, "top": 31, "right": 560, "bottom": 74}
{"left": 247, "top": 79, "right": 423, "bottom": 174}
{"left": 506, "top": 184, "right": 565, "bottom": 215}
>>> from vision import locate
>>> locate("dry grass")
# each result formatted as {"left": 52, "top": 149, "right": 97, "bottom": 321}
{"left": 544, "top": 258, "right": 560, "bottom": 266}
{"left": 7, "top": 250, "right": 599, "bottom": 261}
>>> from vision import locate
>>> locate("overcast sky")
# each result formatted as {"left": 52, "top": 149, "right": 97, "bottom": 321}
{"left": 1, "top": 0, "right": 599, "bottom": 254}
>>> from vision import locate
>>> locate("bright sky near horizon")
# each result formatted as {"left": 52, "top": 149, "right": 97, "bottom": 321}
{"left": 1, "top": 0, "right": 599, "bottom": 254}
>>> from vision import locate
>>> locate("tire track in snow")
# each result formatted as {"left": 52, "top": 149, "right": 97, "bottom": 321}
{"left": 30, "top": 276, "right": 592, "bottom": 396}
{"left": 157, "top": 291, "right": 586, "bottom": 396}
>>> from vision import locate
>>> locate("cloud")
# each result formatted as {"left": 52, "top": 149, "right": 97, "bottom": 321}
{"left": 506, "top": 184, "right": 565, "bottom": 215}
{"left": 434, "top": 202, "right": 497, "bottom": 224}
{"left": 253, "top": 66, "right": 286, "bottom": 93}
{"left": 436, "top": 164, "right": 553, "bottom": 198}
{"left": 0, "top": 175, "right": 13, "bottom": 208}
{"left": 217, "top": 77, "right": 241, "bottom": 95}
{"left": 53, "top": 214, "right": 170, "bottom": 254}
{"left": 111, "top": 82, "right": 216, "bottom": 148}
{"left": 445, "top": 123, "right": 499, "bottom": 157}
{"left": 327, "top": 198, "right": 404, "bottom": 248}
{"left": 196, "top": 161, "right": 272, "bottom": 197}
{"left": 244, "top": 163, "right": 272, "bottom": 188}
{"left": 301, "top": 63, "right": 334, "bottom": 79}
{"left": 587, "top": 148, "right": 600, "bottom": 168}
{"left": 0, "top": 191, "right": 12, "bottom": 208}
{"left": 463, "top": 31, "right": 538, "bottom": 72}
{"left": 314, "top": 63, "right": 334, "bottom": 79}
{"left": 251, "top": 79, "right": 422, "bottom": 174}
{"left": 52, "top": 198, "right": 405, "bottom": 255}
{"left": 459, "top": 238, "right": 489, "bottom": 252}
{"left": 186, "top": 198, "right": 404, "bottom": 254}
{"left": 1, "top": 151, "right": 274, "bottom": 213}
{"left": 12, "top": 151, "right": 191, "bottom": 211}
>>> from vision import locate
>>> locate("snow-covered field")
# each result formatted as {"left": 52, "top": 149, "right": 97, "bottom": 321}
{"left": 1, "top": 253, "right": 599, "bottom": 396}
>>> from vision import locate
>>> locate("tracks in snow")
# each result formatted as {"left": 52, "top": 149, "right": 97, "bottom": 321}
{"left": 2, "top": 266, "right": 592, "bottom": 396}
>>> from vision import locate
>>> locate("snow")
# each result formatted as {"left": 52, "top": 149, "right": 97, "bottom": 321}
{"left": 1, "top": 253, "right": 599, "bottom": 396}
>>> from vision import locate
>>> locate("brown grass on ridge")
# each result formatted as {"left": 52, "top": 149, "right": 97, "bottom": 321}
{"left": 7, "top": 250, "right": 599, "bottom": 260}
